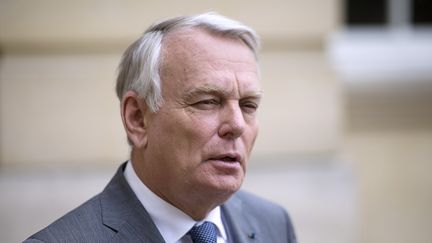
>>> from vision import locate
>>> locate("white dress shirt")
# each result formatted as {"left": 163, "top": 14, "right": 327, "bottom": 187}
{"left": 124, "top": 161, "right": 228, "bottom": 243}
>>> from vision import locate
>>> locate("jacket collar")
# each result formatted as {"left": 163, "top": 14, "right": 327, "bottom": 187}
{"left": 222, "top": 192, "right": 261, "bottom": 243}
{"left": 100, "top": 162, "right": 166, "bottom": 242}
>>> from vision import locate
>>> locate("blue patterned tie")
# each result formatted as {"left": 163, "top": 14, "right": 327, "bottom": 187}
{"left": 189, "top": 221, "right": 217, "bottom": 243}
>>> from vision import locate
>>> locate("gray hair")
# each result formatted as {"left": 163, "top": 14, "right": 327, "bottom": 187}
{"left": 116, "top": 12, "right": 260, "bottom": 112}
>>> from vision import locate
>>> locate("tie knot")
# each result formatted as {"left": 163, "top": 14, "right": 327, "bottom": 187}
{"left": 189, "top": 221, "right": 217, "bottom": 243}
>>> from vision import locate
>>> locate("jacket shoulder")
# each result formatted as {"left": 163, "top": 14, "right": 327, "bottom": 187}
{"left": 232, "top": 190, "right": 288, "bottom": 217}
{"left": 25, "top": 194, "right": 114, "bottom": 242}
{"left": 226, "top": 190, "right": 297, "bottom": 243}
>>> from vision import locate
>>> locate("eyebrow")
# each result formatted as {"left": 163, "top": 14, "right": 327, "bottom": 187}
{"left": 183, "top": 86, "right": 263, "bottom": 101}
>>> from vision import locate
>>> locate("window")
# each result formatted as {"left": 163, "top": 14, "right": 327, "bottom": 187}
{"left": 328, "top": 0, "right": 432, "bottom": 84}
{"left": 345, "top": 0, "right": 432, "bottom": 27}
{"left": 345, "top": 0, "right": 387, "bottom": 25}
{"left": 412, "top": 0, "right": 432, "bottom": 25}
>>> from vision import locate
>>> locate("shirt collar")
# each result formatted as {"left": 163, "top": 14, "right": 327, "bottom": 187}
{"left": 124, "top": 161, "right": 227, "bottom": 242}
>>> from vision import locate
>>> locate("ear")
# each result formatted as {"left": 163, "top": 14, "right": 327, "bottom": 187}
{"left": 121, "top": 91, "right": 149, "bottom": 148}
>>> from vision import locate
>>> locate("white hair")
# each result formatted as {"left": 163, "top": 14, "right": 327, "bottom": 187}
{"left": 116, "top": 12, "right": 260, "bottom": 112}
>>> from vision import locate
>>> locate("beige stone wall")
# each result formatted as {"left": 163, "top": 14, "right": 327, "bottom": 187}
{"left": 0, "top": 54, "right": 128, "bottom": 165}
{"left": 344, "top": 83, "right": 432, "bottom": 243}
{"left": 0, "top": 0, "right": 337, "bottom": 49}
{"left": 346, "top": 130, "right": 432, "bottom": 243}
{"left": 257, "top": 50, "right": 342, "bottom": 156}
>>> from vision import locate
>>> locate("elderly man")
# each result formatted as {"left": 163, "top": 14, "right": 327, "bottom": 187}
{"left": 25, "top": 13, "right": 296, "bottom": 243}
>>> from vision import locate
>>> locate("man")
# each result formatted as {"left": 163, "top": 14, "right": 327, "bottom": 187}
{"left": 25, "top": 13, "right": 296, "bottom": 243}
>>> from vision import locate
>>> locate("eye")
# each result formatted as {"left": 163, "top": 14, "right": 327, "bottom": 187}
{"left": 241, "top": 101, "right": 259, "bottom": 113}
{"left": 192, "top": 99, "right": 220, "bottom": 110}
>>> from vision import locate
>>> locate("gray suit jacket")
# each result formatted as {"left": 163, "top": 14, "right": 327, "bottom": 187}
{"left": 24, "top": 163, "right": 296, "bottom": 243}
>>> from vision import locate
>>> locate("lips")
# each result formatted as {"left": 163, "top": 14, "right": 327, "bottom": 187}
{"left": 207, "top": 153, "right": 242, "bottom": 163}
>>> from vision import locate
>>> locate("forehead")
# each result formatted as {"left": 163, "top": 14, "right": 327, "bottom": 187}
{"left": 162, "top": 28, "right": 256, "bottom": 66}
{"left": 160, "top": 28, "right": 260, "bottom": 95}
{"left": 162, "top": 26, "right": 256, "bottom": 56}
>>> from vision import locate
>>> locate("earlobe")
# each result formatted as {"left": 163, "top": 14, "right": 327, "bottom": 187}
{"left": 121, "top": 91, "right": 148, "bottom": 148}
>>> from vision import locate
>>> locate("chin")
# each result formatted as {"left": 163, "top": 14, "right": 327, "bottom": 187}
{"left": 189, "top": 177, "right": 243, "bottom": 209}
{"left": 207, "top": 175, "right": 244, "bottom": 196}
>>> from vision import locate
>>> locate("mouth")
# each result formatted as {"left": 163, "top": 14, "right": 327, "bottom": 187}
{"left": 205, "top": 152, "right": 244, "bottom": 174}
{"left": 207, "top": 153, "right": 241, "bottom": 163}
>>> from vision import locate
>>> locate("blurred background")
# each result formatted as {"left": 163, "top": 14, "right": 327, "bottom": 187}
{"left": 1, "top": 0, "right": 431, "bottom": 242}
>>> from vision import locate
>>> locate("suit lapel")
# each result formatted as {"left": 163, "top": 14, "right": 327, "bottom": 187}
{"left": 222, "top": 193, "right": 262, "bottom": 243}
{"left": 100, "top": 163, "right": 166, "bottom": 243}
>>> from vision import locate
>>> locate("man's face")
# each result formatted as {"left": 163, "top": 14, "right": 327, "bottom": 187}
{"left": 141, "top": 28, "right": 261, "bottom": 207}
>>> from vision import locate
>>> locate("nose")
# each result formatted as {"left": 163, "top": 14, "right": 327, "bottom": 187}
{"left": 218, "top": 101, "right": 246, "bottom": 139}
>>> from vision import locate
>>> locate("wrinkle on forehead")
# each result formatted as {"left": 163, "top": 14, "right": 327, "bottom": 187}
{"left": 160, "top": 27, "right": 257, "bottom": 73}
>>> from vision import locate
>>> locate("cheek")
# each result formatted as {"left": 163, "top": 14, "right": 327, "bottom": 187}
{"left": 184, "top": 118, "right": 218, "bottom": 148}
{"left": 252, "top": 120, "right": 259, "bottom": 141}
{"left": 244, "top": 121, "right": 259, "bottom": 151}
{"left": 161, "top": 112, "right": 218, "bottom": 155}
{"left": 187, "top": 112, "right": 220, "bottom": 135}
